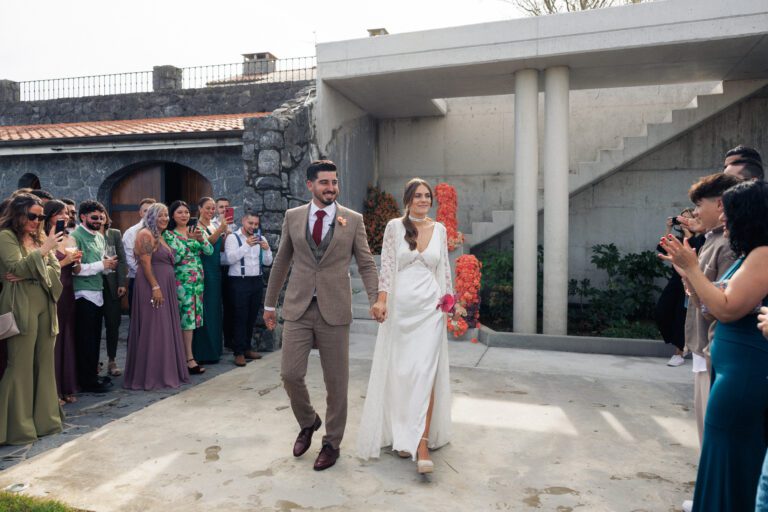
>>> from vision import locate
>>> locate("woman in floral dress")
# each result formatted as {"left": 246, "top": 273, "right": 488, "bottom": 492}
{"left": 163, "top": 200, "right": 213, "bottom": 375}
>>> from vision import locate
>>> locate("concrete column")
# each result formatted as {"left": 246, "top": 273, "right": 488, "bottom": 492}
{"left": 513, "top": 69, "right": 539, "bottom": 334}
{"left": 152, "top": 66, "right": 183, "bottom": 91}
{"left": 543, "top": 66, "right": 570, "bottom": 335}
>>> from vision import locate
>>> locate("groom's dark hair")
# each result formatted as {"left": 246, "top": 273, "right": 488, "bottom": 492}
{"left": 307, "top": 160, "right": 337, "bottom": 182}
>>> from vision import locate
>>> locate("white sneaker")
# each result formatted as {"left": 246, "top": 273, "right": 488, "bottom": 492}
{"left": 682, "top": 499, "right": 693, "bottom": 512}
{"left": 667, "top": 354, "right": 685, "bottom": 367}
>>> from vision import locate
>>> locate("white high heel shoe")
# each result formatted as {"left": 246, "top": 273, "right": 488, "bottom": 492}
{"left": 416, "top": 437, "right": 434, "bottom": 474}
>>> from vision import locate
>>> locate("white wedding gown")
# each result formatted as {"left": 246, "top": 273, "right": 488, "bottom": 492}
{"left": 357, "top": 218, "right": 453, "bottom": 460}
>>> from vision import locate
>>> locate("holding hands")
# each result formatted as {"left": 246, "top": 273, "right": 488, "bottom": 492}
{"left": 371, "top": 301, "right": 387, "bottom": 323}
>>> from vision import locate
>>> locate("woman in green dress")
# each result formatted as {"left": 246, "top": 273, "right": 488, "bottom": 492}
{"left": 164, "top": 200, "right": 213, "bottom": 375}
{"left": 192, "top": 197, "right": 229, "bottom": 364}
{"left": 0, "top": 193, "right": 64, "bottom": 445}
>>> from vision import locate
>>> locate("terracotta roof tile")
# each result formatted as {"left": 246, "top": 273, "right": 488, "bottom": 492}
{"left": 0, "top": 112, "right": 270, "bottom": 142}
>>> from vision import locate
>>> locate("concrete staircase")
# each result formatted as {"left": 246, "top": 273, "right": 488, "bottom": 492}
{"left": 465, "top": 79, "right": 768, "bottom": 248}
{"left": 350, "top": 255, "right": 381, "bottom": 335}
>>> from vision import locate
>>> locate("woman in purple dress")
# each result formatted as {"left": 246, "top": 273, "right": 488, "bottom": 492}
{"left": 43, "top": 200, "right": 81, "bottom": 404}
{"left": 123, "top": 203, "right": 189, "bottom": 391}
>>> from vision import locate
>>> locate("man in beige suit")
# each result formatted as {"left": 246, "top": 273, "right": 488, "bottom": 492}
{"left": 264, "top": 160, "right": 380, "bottom": 471}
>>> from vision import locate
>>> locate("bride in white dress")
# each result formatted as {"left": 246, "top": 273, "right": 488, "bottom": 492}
{"left": 357, "top": 178, "right": 454, "bottom": 474}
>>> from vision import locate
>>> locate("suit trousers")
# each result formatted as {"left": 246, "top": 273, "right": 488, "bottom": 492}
{"left": 281, "top": 301, "right": 350, "bottom": 450}
{"left": 229, "top": 276, "right": 264, "bottom": 356}
{"left": 221, "top": 270, "right": 234, "bottom": 348}
{"left": 75, "top": 298, "right": 104, "bottom": 388}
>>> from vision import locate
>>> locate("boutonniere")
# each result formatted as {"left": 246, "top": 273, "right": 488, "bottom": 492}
{"left": 336, "top": 216, "right": 347, "bottom": 227}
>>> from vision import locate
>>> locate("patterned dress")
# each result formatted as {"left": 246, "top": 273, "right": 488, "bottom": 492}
{"left": 163, "top": 230, "right": 213, "bottom": 330}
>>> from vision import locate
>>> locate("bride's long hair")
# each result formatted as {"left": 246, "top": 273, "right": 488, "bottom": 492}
{"left": 402, "top": 178, "right": 434, "bottom": 251}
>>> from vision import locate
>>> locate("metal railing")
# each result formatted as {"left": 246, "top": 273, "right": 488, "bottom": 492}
{"left": 19, "top": 71, "right": 154, "bottom": 102}
{"left": 16, "top": 56, "right": 316, "bottom": 102}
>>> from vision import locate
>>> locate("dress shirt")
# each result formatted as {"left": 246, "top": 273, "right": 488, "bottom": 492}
{"left": 74, "top": 225, "right": 108, "bottom": 307}
{"left": 308, "top": 202, "right": 337, "bottom": 242}
{"left": 224, "top": 228, "right": 273, "bottom": 277}
{"left": 122, "top": 220, "right": 143, "bottom": 279}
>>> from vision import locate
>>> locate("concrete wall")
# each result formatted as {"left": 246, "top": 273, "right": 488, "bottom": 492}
{"left": 479, "top": 88, "right": 768, "bottom": 285}
{"left": 314, "top": 82, "right": 376, "bottom": 212}
{"left": 377, "top": 82, "right": 718, "bottom": 228}
{"left": 0, "top": 81, "right": 313, "bottom": 126}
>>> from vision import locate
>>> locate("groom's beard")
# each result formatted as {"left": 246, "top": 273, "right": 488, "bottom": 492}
{"left": 314, "top": 192, "right": 337, "bottom": 206}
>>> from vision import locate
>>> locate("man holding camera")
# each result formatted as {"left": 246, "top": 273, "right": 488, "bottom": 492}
{"left": 224, "top": 212, "right": 272, "bottom": 367}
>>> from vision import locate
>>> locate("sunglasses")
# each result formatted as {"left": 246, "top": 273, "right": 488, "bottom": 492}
{"left": 26, "top": 213, "right": 45, "bottom": 222}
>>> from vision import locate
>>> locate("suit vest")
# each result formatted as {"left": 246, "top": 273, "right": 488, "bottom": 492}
{"left": 305, "top": 217, "right": 335, "bottom": 263}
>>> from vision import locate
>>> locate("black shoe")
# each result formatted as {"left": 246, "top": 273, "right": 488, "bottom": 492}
{"left": 313, "top": 443, "right": 340, "bottom": 471}
{"left": 81, "top": 380, "right": 113, "bottom": 393}
{"left": 293, "top": 414, "right": 322, "bottom": 457}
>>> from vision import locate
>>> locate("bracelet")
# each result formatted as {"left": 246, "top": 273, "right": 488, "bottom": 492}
{"left": 151, "top": 285, "right": 160, "bottom": 290}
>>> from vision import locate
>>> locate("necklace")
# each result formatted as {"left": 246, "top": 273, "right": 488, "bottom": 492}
{"left": 408, "top": 215, "right": 428, "bottom": 223}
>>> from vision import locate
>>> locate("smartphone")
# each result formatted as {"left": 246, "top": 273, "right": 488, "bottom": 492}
{"left": 55, "top": 219, "right": 66, "bottom": 234}
{"left": 255, "top": 228, "right": 262, "bottom": 241}
{"left": 225, "top": 207, "right": 235, "bottom": 223}
{"left": 670, "top": 217, "right": 681, "bottom": 226}
{"left": 188, "top": 218, "right": 198, "bottom": 231}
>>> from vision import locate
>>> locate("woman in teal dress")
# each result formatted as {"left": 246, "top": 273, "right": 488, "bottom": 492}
{"left": 661, "top": 180, "right": 768, "bottom": 512}
{"left": 164, "top": 200, "right": 213, "bottom": 375}
{"left": 192, "top": 197, "right": 229, "bottom": 364}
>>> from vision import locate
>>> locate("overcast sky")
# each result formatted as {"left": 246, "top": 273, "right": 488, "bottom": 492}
{"left": 0, "top": 0, "right": 524, "bottom": 81}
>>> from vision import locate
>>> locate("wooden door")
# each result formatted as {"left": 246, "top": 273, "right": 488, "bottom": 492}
{"left": 109, "top": 165, "right": 163, "bottom": 233}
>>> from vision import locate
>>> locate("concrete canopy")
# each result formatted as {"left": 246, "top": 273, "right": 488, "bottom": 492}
{"left": 316, "top": 0, "right": 768, "bottom": 118}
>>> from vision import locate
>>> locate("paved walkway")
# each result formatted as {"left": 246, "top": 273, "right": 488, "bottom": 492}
{"left": 0, "top": 330, "right": 697, "bottom": 511}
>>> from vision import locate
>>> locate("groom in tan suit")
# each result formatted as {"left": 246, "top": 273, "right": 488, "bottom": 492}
{"left": 264, "top": 160, "right": 379, "bottom": 470}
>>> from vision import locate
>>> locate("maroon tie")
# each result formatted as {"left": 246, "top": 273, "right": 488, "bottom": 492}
{"left": 312, "top": 210, "right": 326, "bottom": 246}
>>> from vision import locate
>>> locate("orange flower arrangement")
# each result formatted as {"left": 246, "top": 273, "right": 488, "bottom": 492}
{"left": 435, "top": 183, "right": 464, "bottom": 251}
{"left": 448, "top": 254, "right": 482, "bottom": 338}
{"left": 363, "top": 185, "right": 401, "bottom": 254}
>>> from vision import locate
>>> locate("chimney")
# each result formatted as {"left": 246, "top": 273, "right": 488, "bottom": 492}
{"left": 242, "top": 52, "right": 277, "bottom": 76}
{"left": 367, "top": 28, "right": 389, "bottom": 37}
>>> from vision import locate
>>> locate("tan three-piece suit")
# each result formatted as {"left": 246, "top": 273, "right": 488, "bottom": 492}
{"left": 264, "top": 202, "right": 378, "bottom": 449}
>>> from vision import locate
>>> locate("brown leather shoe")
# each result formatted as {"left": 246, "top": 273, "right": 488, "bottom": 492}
{"left": 244, "top": 350, "right": 262, "bottom": 360}
{"left": 293, "top": 414, "right": 322, "bottom": 457}
{"left": 234, "top": 355, "right": 246, "bottom": 367}
{"left": 313, "top": 443, "right": 340, "bottom": 471}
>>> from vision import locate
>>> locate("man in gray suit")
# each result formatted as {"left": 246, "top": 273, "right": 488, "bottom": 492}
{"left": 264, "top": 160, "right": 380, "bottom": 471}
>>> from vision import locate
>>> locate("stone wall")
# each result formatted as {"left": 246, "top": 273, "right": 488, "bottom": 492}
{"left": 242, "top": 85, "right": 317, "bottom": 246}
{"left": 0, "top": 81, "right": 313, "bottom": 126}
{"left": 0, "top": 145, "right": 247, "bottom": 212}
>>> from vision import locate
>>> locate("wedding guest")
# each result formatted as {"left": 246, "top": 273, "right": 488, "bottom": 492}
{"left": 123, "top": 203, "right": 189, "bottom": 390}
{"left": 758, "top": 306, "right": 768, "bottom": 511}
{"left": 163, "top": 200, "right": 213, "bottom": 375}
{"left": 61, "top": 198, "right": 77, "bottom": 232}
{"left": 122, "top": 198, "right": 156, "bottom": 315}
{"left": 44, "top": 200, "right": 81, "bottom": 404}
{"left": 71, "top": 200, "right": 117, "bottom": 393}
{"left": 215, "top": 197, "right": 236, "bottom": 350}
{"left": 192, "top": 197, "right": 229, "bottom": 364}
{"left": 358, "top": 178, "right": 455, "bottom": 475}
{"left": 0, "top": 194, "right": 64, "bottom": 445}
{"left": 99, "top": 212, "right": 128, "bottom": 377}
{"left": 723, "top": 144, "right": 762, "bottom": 167}
{"left": 29, "top": 189, "right": 53, "bottom": 204}
{"left": 683, "top": 173, "right": 741, "bottom": 446}
{"left": 660, "top": 180, "right": 768, "bottom": 512}
{"left": 224, "top": 211, "right": 273, "bottom": 367}
{"left": 654, "top": 208, "right": 702, "bottom": 367}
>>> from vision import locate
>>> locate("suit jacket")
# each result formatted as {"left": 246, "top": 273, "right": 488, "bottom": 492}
{"left": 103, "top": 228, "right": 128, "bottom": 300}
{"left": 264, "top": 202, "right": 379, "bottom": 326}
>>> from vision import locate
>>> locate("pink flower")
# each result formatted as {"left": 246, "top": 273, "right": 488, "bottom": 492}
{"left": 337, "top": 216, "right": 347, "bottom": 227}
{"left": 437, "top": 293, "right": 457, "bottom": 313}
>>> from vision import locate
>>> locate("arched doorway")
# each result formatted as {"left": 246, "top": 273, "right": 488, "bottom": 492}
{"left": 109, "top": 162, "right": 213, "bottom": 233}
{"left": 18, "top": 173, "right": 41, "bottom": 189}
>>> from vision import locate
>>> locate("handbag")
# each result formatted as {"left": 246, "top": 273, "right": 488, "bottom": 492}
{"left": 0, "top": 283, "right": 19, "bottom": 340}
